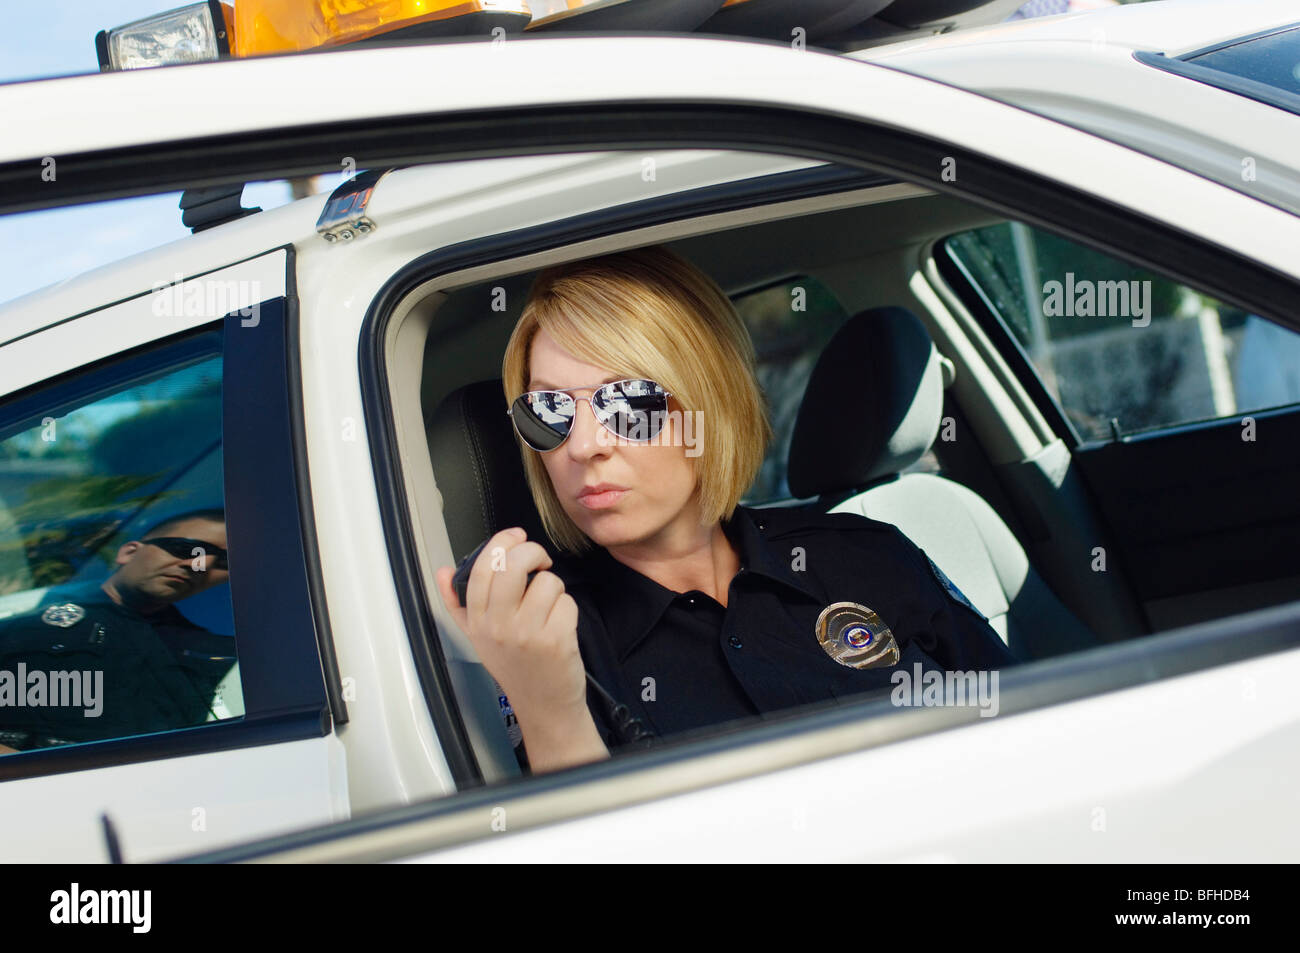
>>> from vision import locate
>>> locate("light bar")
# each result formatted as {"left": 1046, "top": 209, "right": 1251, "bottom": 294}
{"left": 235, "top": 0, "right": 533, "bottom": 56}
{"left": 96, "top": 1, "right": 233, "bottom": 71}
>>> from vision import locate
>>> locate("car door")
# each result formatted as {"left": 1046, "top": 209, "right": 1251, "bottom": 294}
{"left": 0, "top": 249, "right": 348, "bottom": 862}
{"left": 3, "top": 33, "right": 1297, "bottom": 862}
{"left": 938, "top": 220, "right": 1300, "bottom": 634}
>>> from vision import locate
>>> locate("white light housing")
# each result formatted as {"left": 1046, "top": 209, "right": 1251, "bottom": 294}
{"left": 96, "top": 1, "right": 232, "bottom": 72}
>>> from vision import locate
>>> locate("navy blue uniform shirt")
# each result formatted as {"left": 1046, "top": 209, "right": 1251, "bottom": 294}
{"left": 0, "top": 581, "right": 236, "bottom": 751}
{"left": 550, "top": 503, "right": 1018, "bottom": 751}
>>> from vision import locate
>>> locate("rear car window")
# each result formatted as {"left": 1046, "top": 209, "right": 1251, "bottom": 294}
{"left": 944, "top": 222, "right": 1300, "bottom": 441}
{"left": 1183, "top": 24, "right": 1300, "bottom": 97}
{"left": 0, "top": 338, "right": 241, "bottom": 754}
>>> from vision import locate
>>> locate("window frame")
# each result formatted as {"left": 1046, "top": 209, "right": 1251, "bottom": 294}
{"left": 0, "top": 296, "right": 335, "bottom": 782}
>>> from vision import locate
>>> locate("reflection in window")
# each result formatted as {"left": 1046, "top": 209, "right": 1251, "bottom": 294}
{"left": 0, "top": 350, "right": 241, "bottom": 754}
{"left": 946, "top": 223, "right": 1300, "bottom": 440}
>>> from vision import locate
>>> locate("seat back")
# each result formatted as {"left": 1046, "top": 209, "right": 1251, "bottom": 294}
{"left": 426, "top": 378, "right": 559, "bottom": 778}
{"left": 788, "top": 307, "right": 1098, "bottom": 659}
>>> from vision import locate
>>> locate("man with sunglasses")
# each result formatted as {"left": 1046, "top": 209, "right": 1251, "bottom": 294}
{"left": 0, "top": 509, "right": 236, "bottom": 754}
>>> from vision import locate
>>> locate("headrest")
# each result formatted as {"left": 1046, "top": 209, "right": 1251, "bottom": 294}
{"left": 787, "top": 306, "right": 946, "bottom": 500}
{"left": 426, "top": 379, "right": 553, "bottom": 564}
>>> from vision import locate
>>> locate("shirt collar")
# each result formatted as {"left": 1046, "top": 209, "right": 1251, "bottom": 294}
{"left": 559, "top": 505, "right": 822, "bottom": 662}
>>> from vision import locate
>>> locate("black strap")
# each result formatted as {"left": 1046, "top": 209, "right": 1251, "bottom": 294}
{"left": 584, "top": 671, "right": 657, "bottom": 745}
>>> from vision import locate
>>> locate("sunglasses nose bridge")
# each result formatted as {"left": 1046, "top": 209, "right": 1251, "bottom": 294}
{"left": 564, "top": 393, "right": 610, "bottom": 450}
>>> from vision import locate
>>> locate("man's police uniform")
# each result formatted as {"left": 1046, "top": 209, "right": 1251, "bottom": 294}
{"left": 0, "top": 581, "right": 236, "bottom": 751}
{"left": 551, "top": 503, "right": 1018, "bottom": 751}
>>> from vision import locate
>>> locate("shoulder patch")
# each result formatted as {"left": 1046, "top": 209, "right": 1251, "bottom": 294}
{"left": 925, "top": 556, "right": 987, "bottom": 621}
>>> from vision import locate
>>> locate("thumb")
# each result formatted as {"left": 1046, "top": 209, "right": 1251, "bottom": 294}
{"left": 435, "top": 567, "right": 464, "bottom": 614}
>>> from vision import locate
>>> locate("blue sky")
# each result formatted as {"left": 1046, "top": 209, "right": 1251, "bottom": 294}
{"left": 0, "top": 2, "right": 302, "bottom": 309}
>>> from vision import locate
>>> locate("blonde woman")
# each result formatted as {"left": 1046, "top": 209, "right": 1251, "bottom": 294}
{"left": 435, "top": 245, "right": 1015, "bottom": 773}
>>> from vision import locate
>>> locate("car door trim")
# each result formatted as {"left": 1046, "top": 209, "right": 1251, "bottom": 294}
{"left": 171, "top": 599, "right": 1300, "bottom": 862}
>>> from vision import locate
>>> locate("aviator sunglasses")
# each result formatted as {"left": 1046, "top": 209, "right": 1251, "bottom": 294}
{"left": 142, "top": 536, "right": 230, "bottom": 570}
{"left": 508, "top": 378, "right": 672, "bottom": 452}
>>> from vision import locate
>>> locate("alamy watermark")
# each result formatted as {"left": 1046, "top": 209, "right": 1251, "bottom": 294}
{"left": 0, "top": 664, "right": 103, "bottom": 718}
{"left": 594, "top": 407, "right": 705, "bottom": 457}
{"left": 50, "top": 884, "right": 150, "bottom": 933}
{"left": 151, "top": 273, "right": 261, "bottom": 326}
{"left": 890, "top": 663, "right": 999, "bottom": 717}
{"left": 1042, "top": 273, "right": 1152, "bottom": 328}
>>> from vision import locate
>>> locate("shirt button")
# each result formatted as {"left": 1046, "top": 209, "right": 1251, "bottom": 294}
{"left": 727, "top": 635, "right": 743, "bottom": 649}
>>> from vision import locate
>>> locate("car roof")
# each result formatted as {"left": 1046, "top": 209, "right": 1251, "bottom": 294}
{"left": 0, "top": 150, "right": 827, "bottom": 343}
{"left": 847, "top": 0, "right": 1300, "bottom": 217}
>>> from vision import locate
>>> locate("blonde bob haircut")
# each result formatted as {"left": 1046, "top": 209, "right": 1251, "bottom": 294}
{"left": 501, "top": 245, "right": 773, "bottom": 555}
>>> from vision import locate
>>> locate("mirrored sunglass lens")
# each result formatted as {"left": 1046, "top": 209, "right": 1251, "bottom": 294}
{"left": 596, "top": 380, "right": 668, "bottom": 442}
{"left": 513, "top": 393, "right": 573, "bottom": 450}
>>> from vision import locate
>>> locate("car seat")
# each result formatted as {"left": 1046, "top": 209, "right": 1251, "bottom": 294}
{"left": 787, "top": 306, "right": 1100, "bottom": 659}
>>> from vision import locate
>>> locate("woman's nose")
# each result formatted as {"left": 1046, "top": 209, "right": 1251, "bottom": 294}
{"left": 565, "top": 395, "right": 609, "bottom": 457}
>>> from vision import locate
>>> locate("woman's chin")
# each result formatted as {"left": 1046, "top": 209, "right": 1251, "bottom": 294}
{"left": 578, "top": 516, "right": 636, "bottom": 549}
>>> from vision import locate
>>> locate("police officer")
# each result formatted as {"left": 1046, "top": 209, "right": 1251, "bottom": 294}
{"left": 435, "top": 246, "right": 1018, "bottom": 773}
{"left": 550, "top": 501, "right": 1014, "bottom": 750}
{"left": 0, "top": 509, "right": 235, "bottom": 753}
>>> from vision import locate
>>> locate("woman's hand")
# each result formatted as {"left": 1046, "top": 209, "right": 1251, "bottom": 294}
{"left": 435, "top": 527, "right": 607, "bottom": 771}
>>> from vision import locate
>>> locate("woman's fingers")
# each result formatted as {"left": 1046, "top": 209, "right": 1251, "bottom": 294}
{"left": 464, "top": 528, "right": 525, "bottom": 619}
{"left": 515, "top": 569, "right": 567, "bottom": 646}
{"left": 482, "top": 539, "right": 553, "bottom": 629}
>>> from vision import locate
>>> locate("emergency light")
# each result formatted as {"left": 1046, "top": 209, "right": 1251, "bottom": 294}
{"left": 96, "top": 1, "right": 233, "bottom": 71}
{"left": 234, "top": 0, "right": 532, "bottom": 56}
{"left": 95, "top": 0, "right": 953, "bottom": 70}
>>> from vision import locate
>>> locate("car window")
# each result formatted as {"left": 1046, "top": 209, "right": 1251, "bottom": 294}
{"left": 732, "top": 275, "right": 851, "bottom": 501}
{"left": 943, "top": 222, "right": 1300, "bottom": 441}
{"left": 1183, "top": 24, "right": 1300, "bottom": 98}
{"left": 0, "top": 333, "right": 242, "bottom": 755}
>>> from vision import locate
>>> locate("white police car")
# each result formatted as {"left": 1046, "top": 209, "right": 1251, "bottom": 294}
{"left": 0, "top": 0, "right": 1298, "bottom": 863}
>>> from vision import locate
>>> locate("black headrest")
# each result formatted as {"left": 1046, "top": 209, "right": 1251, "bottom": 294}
{"left": 426, "top": 379, "right": 554, "bottom": 564}
{"left": 787, "top": 306, "right": 944, "bottom": 500}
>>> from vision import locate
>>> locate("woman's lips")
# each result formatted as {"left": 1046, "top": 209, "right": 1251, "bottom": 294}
{"left": 577, "top": 488, "right": 627, "bottom": 510}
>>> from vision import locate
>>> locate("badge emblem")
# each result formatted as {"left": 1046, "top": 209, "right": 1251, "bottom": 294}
{"left": 815, "top": 602, "right": 899, "bottom": 669}
{"left": 41, "top": 603, "right": 86, "bottom": 628}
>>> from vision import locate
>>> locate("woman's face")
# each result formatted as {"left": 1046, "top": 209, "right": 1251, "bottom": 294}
{"left": 528, "top": 328, "right": 700, "bottom": 551}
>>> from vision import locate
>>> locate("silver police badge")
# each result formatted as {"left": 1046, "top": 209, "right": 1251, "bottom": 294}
{"left": 41, "top": 603, "right": 86, "bottom": 628}
{"left": 815, "top": 601, "right": 899, "bottom": 669}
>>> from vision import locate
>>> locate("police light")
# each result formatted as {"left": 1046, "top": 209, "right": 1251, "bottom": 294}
{"left": 234, "top": 0, "right": 533, "bottom": 56}
{"left": 96, "top": 1, "right": 233, "bottom": 71}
